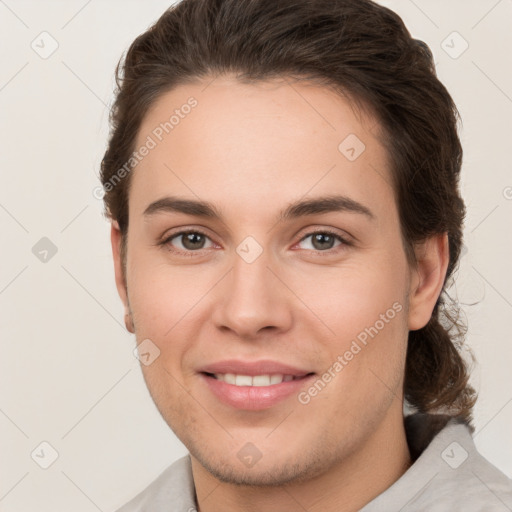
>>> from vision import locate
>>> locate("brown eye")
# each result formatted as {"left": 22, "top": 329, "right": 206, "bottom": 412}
{"left": 163, "top": 230, "right": 214, "bottom": 252}
{"left": 311, "top": 233, "right": 336, "bottom": 250}
{"left": 180, "top": 232, "right": 207, "bottom": 250}
{"left": 297, "top": 230, "right": 349, "bottom": 252}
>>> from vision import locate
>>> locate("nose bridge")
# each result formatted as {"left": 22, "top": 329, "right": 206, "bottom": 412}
{"left": 212, "top": 241, "right": 292, "bottom": 336}
{"left": 231, "top": 249, "right": 271, "bottom": 301}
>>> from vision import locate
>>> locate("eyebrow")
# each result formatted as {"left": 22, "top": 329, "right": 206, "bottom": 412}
{"left": 143, "top": 194, "right": 375, "bottom": 222}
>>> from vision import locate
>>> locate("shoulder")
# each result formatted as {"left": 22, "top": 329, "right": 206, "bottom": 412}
{"left": 414, "top": 421, "right": 512, "bottom": 511}
{"left": 363, "top": 414, "right": 512, "bottom": 512}
{"left": 114, "top": 455, "right": 196, "bottom": 512}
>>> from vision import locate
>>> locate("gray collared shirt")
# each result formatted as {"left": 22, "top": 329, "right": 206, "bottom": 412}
{"left": 115, "top": 414, "right": 512, "bottom": 511}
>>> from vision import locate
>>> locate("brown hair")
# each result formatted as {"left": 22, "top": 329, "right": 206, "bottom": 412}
{"left": 100, "top": 0, "right": 477, "bottom": 428}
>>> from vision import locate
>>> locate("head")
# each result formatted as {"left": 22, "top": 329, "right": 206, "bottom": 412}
{"left": 101, "top": 0, "right": 477, "bottom": 486}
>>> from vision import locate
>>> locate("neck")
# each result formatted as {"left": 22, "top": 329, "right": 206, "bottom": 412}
{"left": 191, "top": 409, "right": 412, "bottom": 512}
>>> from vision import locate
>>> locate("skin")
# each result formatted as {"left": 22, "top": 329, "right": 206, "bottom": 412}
{"left": 111, "top": 74, "right": 449, "bottom": 512}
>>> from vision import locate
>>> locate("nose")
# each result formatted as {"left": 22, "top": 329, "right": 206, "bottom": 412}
{"left": 211, "top": 247, "right": 293, "bottom": 339}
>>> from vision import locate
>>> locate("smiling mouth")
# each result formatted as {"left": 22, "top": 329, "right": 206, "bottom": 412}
{"left": 203, "top": 372, "right": 314, "bottom": 387}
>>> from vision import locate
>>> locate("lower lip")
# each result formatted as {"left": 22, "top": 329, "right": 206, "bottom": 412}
{"left": 201, "top": 373, "right": 315, "bottom": 410}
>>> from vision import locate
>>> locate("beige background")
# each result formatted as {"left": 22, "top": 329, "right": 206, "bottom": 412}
{"left": 1, "top": 0, "right": 511, "bottom": 510}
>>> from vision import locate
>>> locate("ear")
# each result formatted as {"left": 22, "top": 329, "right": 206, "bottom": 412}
{"left": 407, "top": 232, "right": 450, "bottom": 331}
{"left": 111, "top": 220, "right": 134, "bottom": 333}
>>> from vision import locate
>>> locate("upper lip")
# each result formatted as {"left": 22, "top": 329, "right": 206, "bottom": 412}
{"left": 199, "top": 359, "right": 313, "bottom": 377}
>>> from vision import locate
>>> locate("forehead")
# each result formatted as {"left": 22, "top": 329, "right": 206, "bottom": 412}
{"left": 130, "top": 75, "right": 395, "bottom": 225}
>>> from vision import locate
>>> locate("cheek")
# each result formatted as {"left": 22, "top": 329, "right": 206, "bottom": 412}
{"left": 128, "top": 255, "right": 209, "bottom": 332}
{"left": 127, "top": 257, "right": 220, "bottom": 379}
{"left": 293, "top": 254, "right": 409, "bottom": 397}
{"left": 293, "top": 258, "right": 407, "bottom": 338}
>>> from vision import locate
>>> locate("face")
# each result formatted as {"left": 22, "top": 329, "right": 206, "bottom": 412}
{"left": 111, "top": 75, "right": 443, "bottom": 485}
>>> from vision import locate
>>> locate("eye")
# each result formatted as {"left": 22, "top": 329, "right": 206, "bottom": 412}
{"left": 159, "top": 228, "right": 351, "bottom": 255}
{"left": 296, "top": 230, "right": 350, "bottom": 252}
{"left": 161, "top": 230, "right": 215, "bottom": 253}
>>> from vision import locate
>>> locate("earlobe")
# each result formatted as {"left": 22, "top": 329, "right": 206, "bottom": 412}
{"left": 111, "top": 220, "right": 132, "bottom": 331}
{"left": 124, "top": 311, "right": 135, "bottom": 333}
{"left": 407, "top": 233, "right": 450, "bottom": 331}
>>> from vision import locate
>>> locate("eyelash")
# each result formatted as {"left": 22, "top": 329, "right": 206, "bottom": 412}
{"left": 158, "top": 228, "right": 352, "bottom": 256}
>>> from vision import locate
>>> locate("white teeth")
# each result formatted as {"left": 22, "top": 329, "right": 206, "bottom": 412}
{"left": 252, "top": 375, "right": 271, "bottom": 386}
{"left": 270, "top": 375, "right": 283, "bottom": 385}
{"left": 224, "top": 373, "right": 236, "bottom": 385}
{"left": 235, "top": 375, "right": 253, "bottom": 386}
{"left": 213, "top": 373, "right": 298, "bottom": 386}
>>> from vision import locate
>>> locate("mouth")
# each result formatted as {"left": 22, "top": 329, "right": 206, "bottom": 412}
{"left": 198, "top": 361, "right": 316, "bottom": 410}
{"left": 203, "top": 372, "right": 312, "bottom": 387}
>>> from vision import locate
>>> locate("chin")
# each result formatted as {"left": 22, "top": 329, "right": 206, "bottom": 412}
{"left": 190, "top": 443, "right": 331, "bottom": 487}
